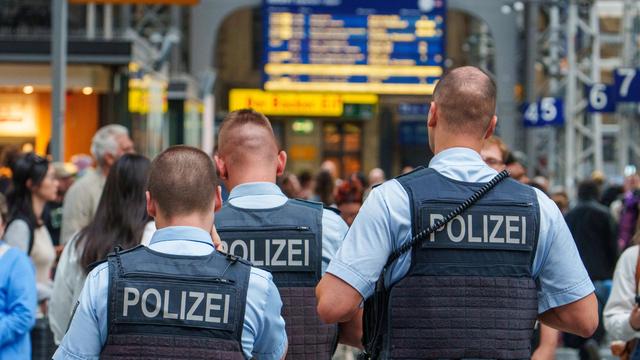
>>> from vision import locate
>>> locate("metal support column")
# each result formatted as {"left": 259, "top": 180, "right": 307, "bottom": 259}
{"left": 564, "top": 0, "right": 603, "bottom": 192}
{"left": 86, "top": 2, "right": 96, "bottom": 39}
{"left": 104, "top": 4, "right": 114, "bottom": 39}
{"left": 617, "top": 0, "right": 640, "bottom": 172}
{"left": 52, "top": 0, "right": 68, "bottom": 161}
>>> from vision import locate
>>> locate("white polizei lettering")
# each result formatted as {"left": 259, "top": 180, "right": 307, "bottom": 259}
{"left": 122, "top": 287, "right": 140, "bottom": 317}
{"left": 187, "top": 292, "right": 204, "bottom": 321}
{"left": 223, "top": 294, "right": 230, "bottom": 324}
{"left": 467, "top": 215, "right": 482, "bottom": 243}
{"left": 429, "top": 214, "right": 445, "bottom": 242}
{"left": 141, "top": 288, "right": 161, "bottom": 318}
{"left": 249, "top": 240, "right": 264, "bottom": 266}
{"left": 229, "top": 240, "right": 248, "bottom": 260}
{"left": 271, "top": 239, "right": 287, "bottom": 266}
{"left": 447, "top": 215, "right": 465, "bottom": 242}
{"left": 522, "top": 217, "right": 527, "bottom": 245}
{"left": 288, "top": 239, "right": 302, "bottom": 266}
{"left": 505, "top": 216, "right": 521, "bottom": 244}
{"left": 163, "top": 290, "right": 178, "bottom": 319}
{"left": 483, "top": 215, "right": 489, "bottom": 242}
{"left": 265, "top": 239, "right": 271, "bottom": 266}
{"left": 205, "top": 293, "right": 222, "bottom": 323}
{"left": 180, "top": 291, "right": 187, "bottom": 320}
{"left": 304, "top": 239, "right": 309, "bottom": 266}
{"left": 489, "top": 215, "right": 505, "bottom": 243}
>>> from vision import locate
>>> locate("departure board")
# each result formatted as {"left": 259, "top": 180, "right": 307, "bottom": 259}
{"left": 262, "top": 0, "right": 446, "bottom": 95}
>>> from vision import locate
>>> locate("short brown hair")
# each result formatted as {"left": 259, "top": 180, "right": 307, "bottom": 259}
{"left": 147, "top": 145, "right": 217, "bottom": 217}
{"left": 217, "top": 109, "right": 279, "bottom": 165}
{"left": 433, "top": 66, "right": 496, "bottom": 134}
{"left": 483, "top": 136, "right": 509, "bottom": 162}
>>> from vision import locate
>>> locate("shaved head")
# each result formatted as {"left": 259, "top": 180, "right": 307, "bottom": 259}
{"left": 433, "top": 66, "right": 496, "bottom": 135}
{"left": 217, "top": 109, "right": 279, "bottom": 167}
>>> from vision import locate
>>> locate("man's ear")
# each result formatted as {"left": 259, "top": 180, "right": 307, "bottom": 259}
{"left": 214, "top": 185, "right": 222, "bottom": 212}
{"left": 214, "top": 155, "right": 227, "bottom": 180}
{"left": 276, "top": 150, "right": 288, "bottom": 177}
{"left": 484, "top": 115, "right": 498, "bottom": 139}
{"left": 146, "top": 191, "right": 156, "bottom": 218}
{"left": 427, "top": 102, "right": 438, "bottom": 128}
{"left": 103, "top": 152, "right": 116, "bottom": 168}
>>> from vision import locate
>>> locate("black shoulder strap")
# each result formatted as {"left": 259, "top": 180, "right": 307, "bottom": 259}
{"left": 7, "top": 215, "right": 35, "bottom": 256}
{"left": 385, "top": 170, "right": 510, "bottom": 268}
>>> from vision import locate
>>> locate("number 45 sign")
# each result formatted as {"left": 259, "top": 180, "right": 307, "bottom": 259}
{"left": 587, "top": 68, "right": 640, "bottom": 113}
{"left": 523, "top": 97, "right": 564, "bottom": 127}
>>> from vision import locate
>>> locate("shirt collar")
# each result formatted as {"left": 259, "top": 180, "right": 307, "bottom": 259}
{"left": 228, "top": 182, "right": 285, "bottom": 200}
{"left": 429, "top": 147, "right": 486, "bottom": 169}
{"left": 149, "top": 226, "right": 214, "bottom": 248}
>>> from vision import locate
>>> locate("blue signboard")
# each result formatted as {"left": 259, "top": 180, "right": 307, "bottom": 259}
{"left": 614, "top": 68, "right": 640, "bottom": 102}
{"left": 523, "top": 97, "right": 564, "bottom": 128}
{"left": 586, "top": 84, "right": 617, "bottom": 113}
{"left": 262, "top": 0, "right": 446, "bottom": 95}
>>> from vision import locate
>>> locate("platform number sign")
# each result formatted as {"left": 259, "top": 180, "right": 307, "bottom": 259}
{"left": 586, "top": 68, "right": 640, "bottom": 113}
{"left": 586, "top": 84, "right": 616, "bottom": 113}
{"left": 523, "top": 97, "right": 564, "bottom": 128}
{"left": 615, "top": 68, "right": 640, "bottom": 102}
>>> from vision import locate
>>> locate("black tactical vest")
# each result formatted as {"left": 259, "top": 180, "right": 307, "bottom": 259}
{"left": 101, "top": 245, "right": 250, "bottom": 360}
{"left": 378, "top": 167, "right": 540, "bottom": 359}
{"left": 215, "top": 199, "right": 338, "bottom": 359}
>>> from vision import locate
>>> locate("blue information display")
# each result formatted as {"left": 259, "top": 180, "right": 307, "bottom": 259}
{"left": 523, "top": 97, "right": 564, "bottom": 128}
{"left": 262, "top": 0, "right": 446, "bottom": 95}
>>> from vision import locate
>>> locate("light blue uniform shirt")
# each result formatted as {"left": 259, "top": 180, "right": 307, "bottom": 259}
{"left": 327, "top": 147, "right": 595, "bottom": 314}
{"left": 226, "top": 182, "right": 349, "bottom": 273}
{"left": 53, "top": 226, "right": 287, "bottom": 360}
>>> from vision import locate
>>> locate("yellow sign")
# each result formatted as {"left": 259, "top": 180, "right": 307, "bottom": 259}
{"left": 70, "top": 0, "right": 198, "bottom": 4}
{"left": 229, "top": 89, "right": 377, "bottom": 117}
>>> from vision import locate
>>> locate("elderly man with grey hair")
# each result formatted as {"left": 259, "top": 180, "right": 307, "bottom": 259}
{"left": 60, "top": 125, "right": 134, "bottom": 245}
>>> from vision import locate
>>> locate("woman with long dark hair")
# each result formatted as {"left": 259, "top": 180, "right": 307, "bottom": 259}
{"left": 4, "top": 153, "right": 59, "bottom": 310}
{"left": 49, "top": 154, "right": 154, "bottom": 343}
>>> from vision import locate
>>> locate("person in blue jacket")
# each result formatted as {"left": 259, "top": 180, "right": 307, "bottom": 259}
{"left": 0, "top": 193, "right": 37, "bottom": 360}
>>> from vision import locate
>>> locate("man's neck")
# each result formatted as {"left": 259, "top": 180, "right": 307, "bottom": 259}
{"left": 154, "top": 214, "right": 213, "bottom": 234}
{"left": 432, "top": 133, "right": 484, "bottom": 156}
{"left": 225, "top": 170, "right": 277, "bottom": 192}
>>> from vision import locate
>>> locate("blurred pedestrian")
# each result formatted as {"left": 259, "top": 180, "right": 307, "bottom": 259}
{"left": 564, "top": 180, "right": 618, "bottom": 359}
{"left": 480, "top": 136, "right": 508, "bottom": 172}
{"left": 364, "top": 168, "right": 385, "bottom": 200}
{"left": 49, "top": 154, "right": 154, "bottom": 344}
{"left": 4, "top": 153, "right": 59, "bottom": 314}
{"left": 277, "top": 172, "right": 301, "bottom": 198}
{"left": 314, "top": 170, "right": 336, "bottom": 207}
{"left": 505, "top": 151, "right": 530, "bottom": 184}
{"left": 298, "top": 170, "right": 315, "bottom": 200}
{"left": 60, "top": 125, "right": 134, "bottom": 245}
{"left": 0, "top": 193, "right": 37, "bottom": 359}
{"left": 43, "top": 162, "right": 77, "bottom": 249}
{"left": 336, "top": 173, "right": 366, "bottom": 226}
{"left": 551, "top": 190, "right": 570, "bottom": 215}
{"left": 0, "top": 146, "right": 20, "bottom": 195}
{"left": 616, "top": 171, "right": 640, "bottom": 251}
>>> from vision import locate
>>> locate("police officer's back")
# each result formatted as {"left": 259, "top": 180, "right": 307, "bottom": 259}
{"left": 316, "top": 66, "right": 599, "bottom": 358}
{"left": 53, "top": 146, "right": 287, "bottom": 360}
{"left": 213, "top": 109, "right": 351, "bottom": 357}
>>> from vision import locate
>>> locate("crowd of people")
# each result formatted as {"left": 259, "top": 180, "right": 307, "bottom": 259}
{"left": 0, "top": 66, "right": 638, "bottom": 359}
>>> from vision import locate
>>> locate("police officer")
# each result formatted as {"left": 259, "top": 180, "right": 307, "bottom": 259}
{"left": 316, "top": 66, "right": 598, "bottom": 358}
{"left": 54, "top": 146, "right": 287, "bottom": 360}
{"left": 213, "top": 109, "right": 353, "bottom": 357}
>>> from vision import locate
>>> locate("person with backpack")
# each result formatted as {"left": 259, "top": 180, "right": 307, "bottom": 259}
{"left": 3, "top": 153, "right": 59, "bottom": 319}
